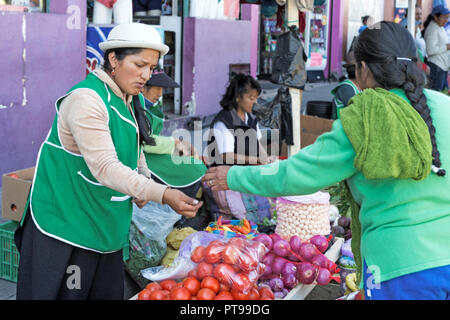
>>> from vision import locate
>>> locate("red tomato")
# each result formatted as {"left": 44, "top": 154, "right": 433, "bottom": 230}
{"left": 213, "top": 263, "right": 236, "bottom": 285}
{"left": 247, "top": 287, "right": 260, "bottom": 300}
{"left": 231, "top": 288, "right": 250, "bottom": 300}
{"left": 145, "top": 282, "right": 162, "bottom": 293}
{"left": 232, "top": 272, "right": 253, "bottom": 293}
{"left": 196, "top": 262, "right": 214, "bottom": 280}
{"left": 237, "top": 253, "right": 258, "bottom": 272}
{"left": 197, "top": 288, "right": 216, "bottom": 300}
{"left": 244, "top": 270, "right": 259, "bottom": 283}
{"left": 170, "top": 287, "right": 191, "bottom": 300}
{"left": 258, "top": 287, "right": 274, "bottom": 300}
{"left": 191, "top": 296, "right": 197, "bottom": 300}
{"left": 214, "top": 291, "right": 234, "bottom": 300}
{"left": 249, "top": 241, "right": 269, "bottom": 260}
{"left": 137, "top": 289, "right": 152, "bottom": 300}
{"left": 201, "top": 276, "right": 220, "bottom": 294}
{"left": 222, "top": 244, "right": 241, "bottom": 265}
{"left": 187, "top": 268, "right": 198, "bottom": 279}
{"left": 219, "top": 282, "right": 231, "bottom": 292}
{"left": 209, "top": 240, "right": 225, "bottom": 246}
{"left": 183, "top": 277, "right": 201, "bottom": 296}
{"left": 228, "top": 237, "right": 245, "bottom": 248}
{"left": 204, "top": 244, "right": 223, "bottom": 264}
{"left": 191, "top": 246, "right": 205, "bottom": 263}
{"left": 149, "top": 290, "right": 167, "bottom": 300}
{"left": 160, "top": 279, "right": 177, "bottom": 291}
{"left": 161, "top": 290, "right": 170, "bottom": 300}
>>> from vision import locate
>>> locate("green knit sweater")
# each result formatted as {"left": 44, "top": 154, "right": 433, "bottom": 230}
{"left": 227, "top": 88, "right": 450, "bottom": 285}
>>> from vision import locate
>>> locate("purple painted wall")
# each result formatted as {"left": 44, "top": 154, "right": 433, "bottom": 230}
{"left": 182, "top": 17, "right": 254, "bottom": 117}
{"left": 241, "top": 4, "right": 260, "bottom": 79}
{"left": 0, "top": 0, "right": 86, "bottom": 185}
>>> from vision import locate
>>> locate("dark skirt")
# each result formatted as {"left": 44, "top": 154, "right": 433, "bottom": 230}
{"left": 14, "top": 208, "right": 124, "bottom": 300}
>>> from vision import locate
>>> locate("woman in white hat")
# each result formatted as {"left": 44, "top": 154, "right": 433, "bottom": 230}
{"left": 14, "top": 23, "right": 202, "bottom": 300}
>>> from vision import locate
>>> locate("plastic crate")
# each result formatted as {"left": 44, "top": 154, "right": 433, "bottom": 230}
{"left": 0, "top": 221, "right": 20, "bottom": 282}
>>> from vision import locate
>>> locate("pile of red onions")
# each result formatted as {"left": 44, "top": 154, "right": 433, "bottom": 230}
{"left": 253, "top": 233, "right": 338, "bottom": 298}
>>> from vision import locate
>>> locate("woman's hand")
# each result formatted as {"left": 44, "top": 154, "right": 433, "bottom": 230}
{"left": 202, "top": 166, "right": 231, "bottom": 191}
{"left": 132, "top": 198, "right": 149, "bottom": 209}
{"left": 162, "top": 188, "right": 203, "bottom": 218}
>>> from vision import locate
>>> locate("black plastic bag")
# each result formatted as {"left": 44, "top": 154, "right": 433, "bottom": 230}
{"left": 253, "top": 86, "right": 294, "bottom": 146}
{"left": 271, "top": 27, "right": 307, "bottom": 90}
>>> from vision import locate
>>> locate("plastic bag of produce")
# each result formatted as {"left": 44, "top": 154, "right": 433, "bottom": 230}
{"left": 125, "top": 201, "right": 182, "bottom": 287}
{"left": 275, "top": 192, "right": 331, "bottom": 240}
{"left": 141, "top": 231, "right": 270, "bottom": 299}
{"left": 141, "top": 231, "right": 225, "bottom": 282}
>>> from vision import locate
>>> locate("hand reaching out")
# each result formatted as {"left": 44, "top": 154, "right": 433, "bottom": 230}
{"left": 202, "top": 166, "right": 231, "bottom": 191}
{"left": 162, "top": 188, "right": 203, "bottom": 218}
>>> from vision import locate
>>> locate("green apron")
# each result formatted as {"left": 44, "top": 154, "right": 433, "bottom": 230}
{"left": 331, "top": 79, "right": 360, "bottom": 119}
{"left": 143, "top": 100, "right": 206, "bottom": 189}
{"left": 27, "top": 73, "right": 141, "bottom": 253}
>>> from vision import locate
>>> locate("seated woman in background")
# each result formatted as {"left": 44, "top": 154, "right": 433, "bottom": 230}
{"left": 203, "top": 74, "right": 275, "bottom": 225}
{"left": 140, "top": 67, "right": 206, "bottom": 199}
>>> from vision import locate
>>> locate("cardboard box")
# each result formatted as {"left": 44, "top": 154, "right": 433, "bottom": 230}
{"left": 300, "top": 114, "right": 334, "bottom": 148}
{"left": 2, "top": 167, "right": 35, "bottom": 222}
{"left": 280, "top": 115, "right": 334, "bottom": 157}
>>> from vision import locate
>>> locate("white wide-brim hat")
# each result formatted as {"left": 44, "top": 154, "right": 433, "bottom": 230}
{"left": 99, "top": 23, "right": 170, "bottom": 56}
{"left": 275, "top": 0, "right": 286, "bottom": 5}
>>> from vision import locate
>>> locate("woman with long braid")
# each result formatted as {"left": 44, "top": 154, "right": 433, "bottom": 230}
{"left": 203, "top": 21, "right": 450, "bottom": 300}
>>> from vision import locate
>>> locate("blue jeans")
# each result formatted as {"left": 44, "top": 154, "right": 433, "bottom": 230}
{"left": 427, "top": 61, "right": 448, "bottom": 91}
{"left": 363, "top": 261, "right": 450, "bottom": 300}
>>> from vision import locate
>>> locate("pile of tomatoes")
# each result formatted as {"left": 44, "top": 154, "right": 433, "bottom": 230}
{"left": 137, "top": 237, "right": 275, "bottom": 300}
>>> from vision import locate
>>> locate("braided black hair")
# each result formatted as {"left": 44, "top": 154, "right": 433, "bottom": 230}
{"left": 103, "top": 48, "right": 155, "bottom": 146}
{"left": 354, "top": 21, "right": 445, "bottom": 176}
{"left": 220, "top": 73, "right": 261, "bottom": 111}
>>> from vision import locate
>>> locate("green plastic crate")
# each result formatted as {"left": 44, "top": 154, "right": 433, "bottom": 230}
{"left": 0, "top": 221, "right": 20, "bottom": 282}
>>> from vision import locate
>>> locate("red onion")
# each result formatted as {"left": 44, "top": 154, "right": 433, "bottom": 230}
{"left": 269, "top": 233, "right": 282, "bottom": 243}
{"left": 316, "top": 267, "right": 332, "bottom": 285}
{"left": 298, "top": 242, "right": 318, "bottom": 261}
{"left": 282, "top": 273, "right": 298, "bottom": 289}
{"left": 287, "top": 253, "right": 301, "bottom": 262}
{"left": 282, "top": 262, "right": 297, "bottom": 277}
{"left": 311, "top": 253, "right": 330, "bottom": 269}
{"left": 271, "top": 256, "right": 287, "bottom": 275}
{"left": 273, "top": 239, "right": 291, "bottom": 257}
{"left": 269, "top": 276, "right": 284, "bottom": 292}
{"left": 296, "top": 262, "right": 317, "bottom": 285}
{"left": 262, "top": 264, "right": 273, "bottom": 277}
{"left": 262, "top": 252, "right": 276, "bottom": 267}
{"left": 289, "top": 235, "right": 302, "bottom": 254}
{"left": 253, "top": 233, "right": 273, "bottom": 251}
{"left": 310, "top": 235, "right": 329, "bottom": 253}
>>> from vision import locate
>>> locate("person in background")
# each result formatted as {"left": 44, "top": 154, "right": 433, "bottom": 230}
{"left": 207, "top": 73, "right": 274, "bottom": 167}
{"left": 203, "top": 74, "right": 274, "bottom": 224}
{"left": 423, "top": 5, "right": 450, "bottom": 91}
{"left": 331, "top": 59, "right": 360, "bottom": 120}
{"left": 14, "top": 23, "right": 202, "bottom": 300}
{"left": 358, "top": 15, "right": 373, "bottom": 34}
{"left": 204, "top": 22, "right": 450, "bottom": 300}
{"left": 140, "top": 67, "right": 206, "bottom": 199}
{"left": 141, "top": 67, "right": 194, "bottom": 157}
